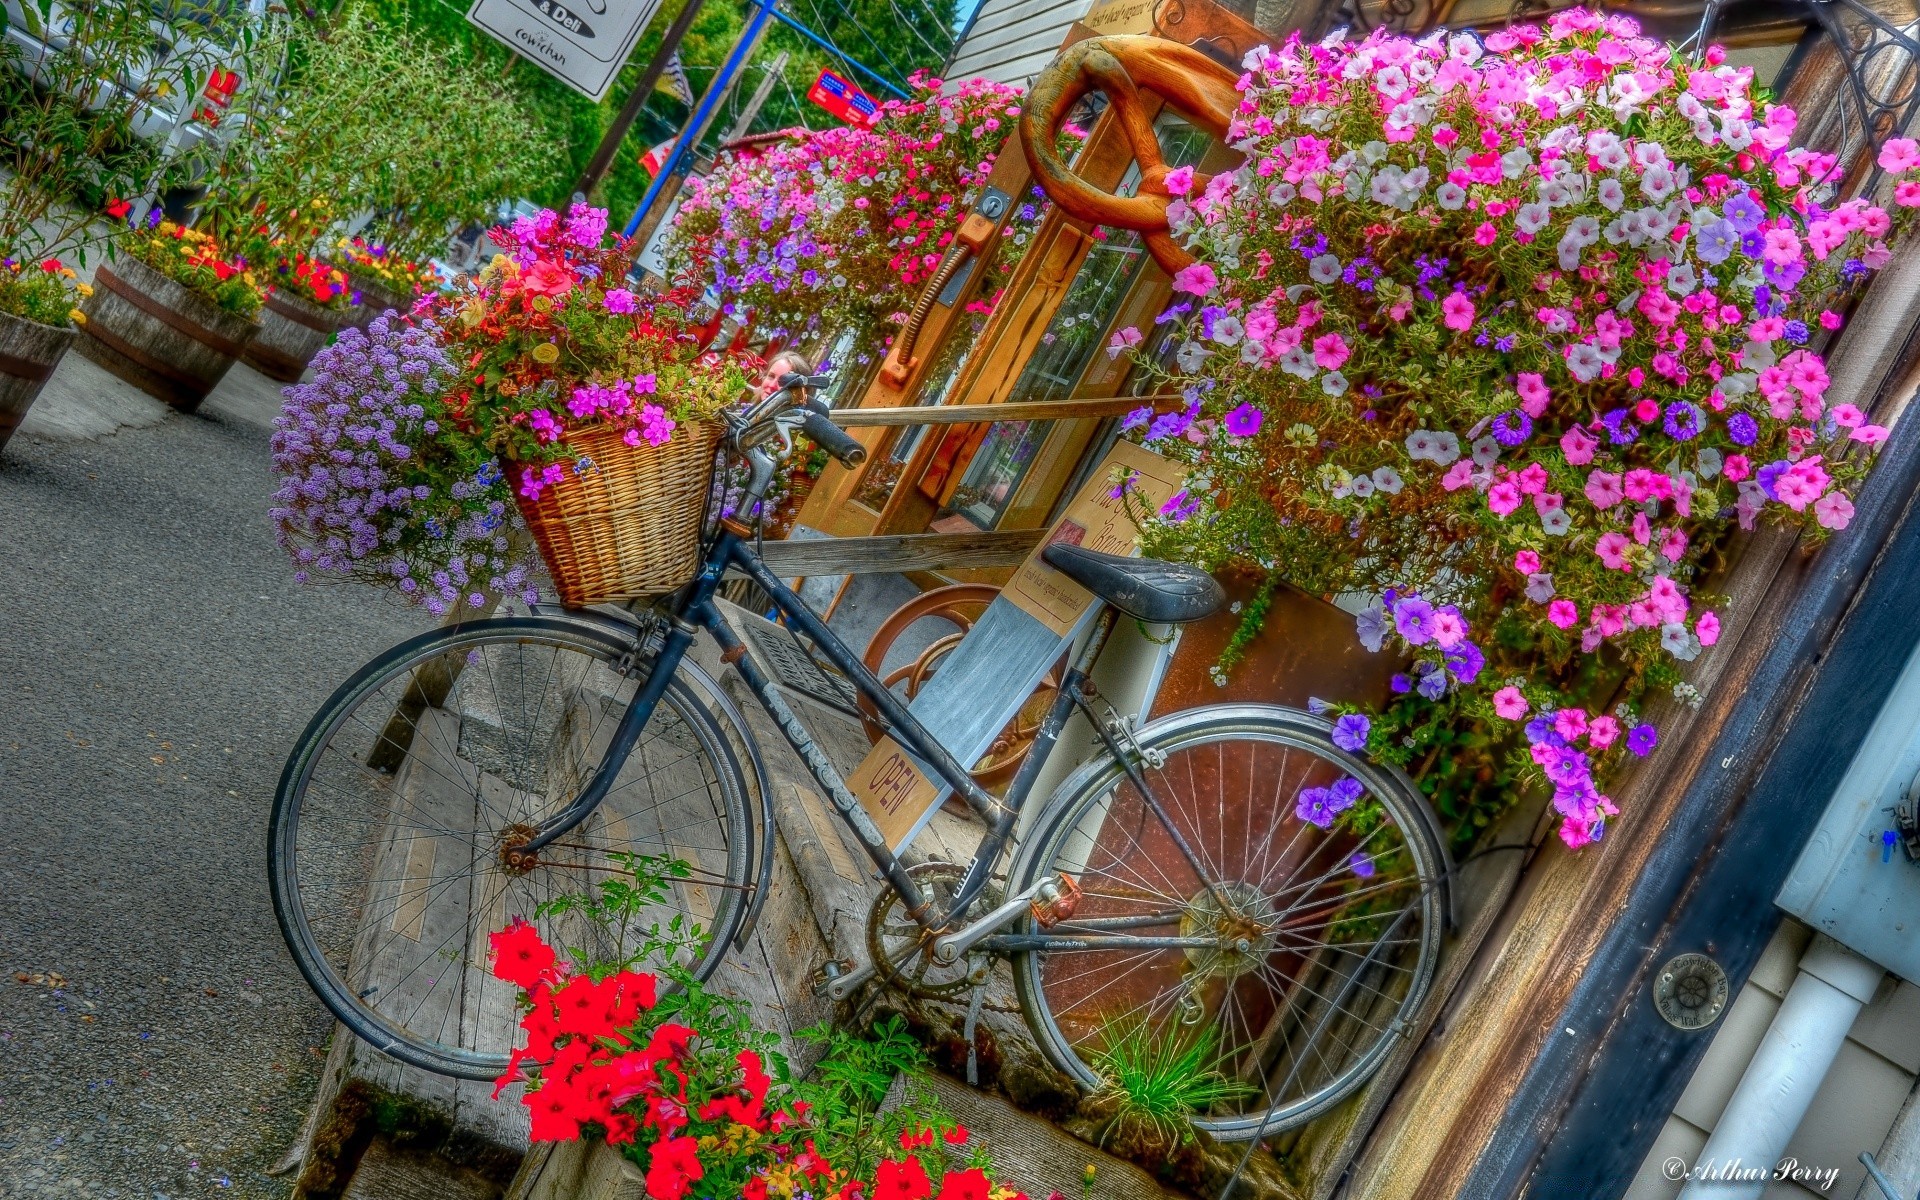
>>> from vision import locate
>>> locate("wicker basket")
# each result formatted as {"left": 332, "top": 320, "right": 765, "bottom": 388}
{"left": 511, "top": 421, "right": 722, "bottom": 607}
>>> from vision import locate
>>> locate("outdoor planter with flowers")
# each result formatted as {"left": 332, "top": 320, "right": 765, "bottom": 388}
{"left": 331, "top": 236, "right": 439, "bottom": 330}
{"left": 272, "top": 204, "right": 750, "bottom": 615}
{"left": 0, "top": 259, "right": 88, "bottom": 453}
{"left": 244, "top": 253, "right": 358, "bottom": 383}
{"left": 1110, "top": 10, "right": 1920, "bottom": 850}
{"left": 666, "top": 72, "right": 1028, "bottom": 344}
{"left": 76, "top": 217, "right": 264, "bottom": 412}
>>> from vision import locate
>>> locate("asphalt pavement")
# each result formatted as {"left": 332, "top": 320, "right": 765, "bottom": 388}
{"left": 0, "top": 356, "right": 432, "bottom": 1197}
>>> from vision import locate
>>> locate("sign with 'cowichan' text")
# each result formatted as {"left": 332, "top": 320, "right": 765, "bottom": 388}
{"left": 467, "top": 0, "right": 661, "bottom": 101}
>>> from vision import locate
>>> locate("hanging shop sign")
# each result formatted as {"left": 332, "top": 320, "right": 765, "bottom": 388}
{"left": 806, "top": 68, "right": 878, "bottom": 127}
{"left": 466, "top": 0, "right": 662, "bottom": 102}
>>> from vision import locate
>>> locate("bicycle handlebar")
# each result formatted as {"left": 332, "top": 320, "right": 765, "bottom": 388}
{"left": 800, "top": 407, "right": 867, "bottom": 467}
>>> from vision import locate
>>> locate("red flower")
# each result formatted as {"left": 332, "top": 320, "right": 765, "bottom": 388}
{"left": 525, "top": 1083, "right": 583, "bottom": 1142}
{"left": 644, "top": 1134, "right": 704, "bottom": 1200}
{"left": 899, "top": 1128, "right": 934, "bottom": 1151}
{"left": 38, "top": 258, "right": 60, "bottom": 273}
{"left": 490, "top": 919, "right": 557, "bottom": 989}
{"left": 936, "top": 1169, "right": 991, "bottom": 1200}
{"left": 553, "top": 975, "right": 618, "bottom": 1037}
{"left": 942, "top": 1125, "right": 969, "bottom": 1145}
{"left": 602, "top": 1110, "right": 638, "bottom": 1145}
{"left": 106, "top": 198, "right": 132, "bottom": 219}
{"left": 873, "top": 1157, "right": 932, "bottom": 1200}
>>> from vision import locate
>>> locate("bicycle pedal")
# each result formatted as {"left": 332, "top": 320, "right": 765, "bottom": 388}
{"left": 1030, "top": 874, "right": 1082, "bottom": 926}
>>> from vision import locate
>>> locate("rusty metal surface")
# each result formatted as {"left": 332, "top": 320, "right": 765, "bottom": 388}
{"left": 1151, "top": 575, "right": 1404, "bottom": 718}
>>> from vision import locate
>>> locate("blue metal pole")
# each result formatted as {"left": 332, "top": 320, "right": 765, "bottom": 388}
{"left": 623, "top": 0, "right": 780, "bottom": 240}
{"left": 764, "top": 11, "right": 907, "bottom": 98}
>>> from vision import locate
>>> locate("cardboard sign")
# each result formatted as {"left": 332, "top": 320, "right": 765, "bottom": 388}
{"left": 849, "top": 440, "right": 1184, "bottom": 851}
{"left": 467, "top": 0, "right": 662, "bottom": 102}
{"left": 1082, "top": 0, "right": 1157, "bottom": 35}
{"left": 807, "top": 69, "right": 879, "bottom": 127}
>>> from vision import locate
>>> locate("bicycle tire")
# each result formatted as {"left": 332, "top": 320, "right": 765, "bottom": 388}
{"left": 270, "top": 615, "right": 755, "bottom": 1081}
{"left": 1006, "top": 704, "right": 1448, "bottom": 1140}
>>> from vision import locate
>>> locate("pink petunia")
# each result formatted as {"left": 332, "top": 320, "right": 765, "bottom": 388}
{"left": 1547, "top": 599, "right": 1579, "bottom": 629}
{"left": 1171, "top": 262, "right": 1218, "bottom": 297}
{"left": 1696, "top": 611, "right": 1722, "bottom": 646}
{"left": 1312, "top": 333, "right": 1351, "bottom": 370}
{"left": 1561, "top": 425, "right": 1597, "bottom": 466}
{"left": 1776, "top": 458, "right": 1832, "bottom": 510}
{"left": 1164, "top": 165, "right": 1197, "bottom": 196}
{"left": 1441, "top": 460, "right": 1476, "bottom": 491}
{"left": 1584, "top": 471, "right": 1624, "bottom": 509}
{"left": 1442, "top": 292, "right": 1477, "bottom": 331}
{"left": 1516, "top": 372, "right": 1551, "bottom": 417}
{"left": 1487, "top": 479, "right": 1522, "bottom": 516}
{"left": 1588, "top": 715, "right": 1621, "bottom": 749}
{"left": 1879, "top": 136, "right": 1920, "bottom": 173}
{"left": 1492, "top": 687, "right": 1529, "bottom": 720}
{"left": 1553, "top": 707, "right": 1589, "bottom": 741}
{"left": 1595, "top": 531, "right": 1633, "bottom": 570}
{"left": 1814, "top": 490, "right": 1855, "bottom": 529}
{"left": 1852, "top": 424, "right": 1890, "bottom": 444}
{"left": 1514, "top": 549, "right": 1542, "bottom": 575}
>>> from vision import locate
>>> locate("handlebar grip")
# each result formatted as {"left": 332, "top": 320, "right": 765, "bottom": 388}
{"left": 800, "top": 408, "right": 867, "bottom": 467}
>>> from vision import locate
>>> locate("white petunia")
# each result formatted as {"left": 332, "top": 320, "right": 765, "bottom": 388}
{"left": 1515, "top": 202, "right": 1551, "bottom": 234}
{"left": 1471, "top": 434, "right": 1502, "bottom": 467}
{"left": 1596, "top": 177, "right": 1626, "bottom": 211}
{"left": 1372, "top": 466, "right": 1405, "bottom": 494}
{"left": 1309, "top": 254, "right": 1342, "bottom": 284}
{"left": 1435, "top": 182, "right": 1467, "bottom": 210}
{"left": 1322, "top": 370, "right": 1349, "bottom": 396}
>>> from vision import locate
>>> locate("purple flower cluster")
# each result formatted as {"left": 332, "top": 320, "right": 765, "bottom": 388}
{"left": 269, "top": 315, "right": 541, "bottom": 614}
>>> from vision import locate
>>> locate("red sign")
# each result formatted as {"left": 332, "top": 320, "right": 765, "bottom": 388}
{"left": 806, "top": 69, "right": 878, "bottom": 127}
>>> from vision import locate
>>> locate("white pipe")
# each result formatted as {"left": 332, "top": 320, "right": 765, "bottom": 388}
{"left": 1679, "top": 935, "right": 1884, "bottom": 1200}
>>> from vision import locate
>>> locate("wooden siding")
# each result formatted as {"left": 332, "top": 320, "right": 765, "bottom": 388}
{"left": 946, "top": 0, "right": 1087, "bottom": 84}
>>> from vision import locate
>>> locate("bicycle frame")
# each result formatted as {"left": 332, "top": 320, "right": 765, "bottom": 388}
{"left": 520, "top": 527, "right": 1107, "bottom": 935}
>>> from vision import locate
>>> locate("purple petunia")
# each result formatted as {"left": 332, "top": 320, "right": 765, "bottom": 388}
{"left": 1490, "top": 409, "right": 1533, "bottom": 447}
{"left": 1726, "top": 412, "right": 1759, "bottom": 445}
{"left": 1332, "top": 714, "right": 1371, "bottom": 753}
{"left": 1626, "top": 723, "right": 1659, "bottom": 756}
{"left": 1393, "top": 598, "right": 1438, "bottom": 645}
{"left": 1225, "top": 403, "right": 1263, "bottom": 438}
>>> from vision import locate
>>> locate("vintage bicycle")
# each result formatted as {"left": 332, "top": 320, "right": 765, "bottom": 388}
{"left": 269, "top": 375, "right": 1451, "bottom": 1139}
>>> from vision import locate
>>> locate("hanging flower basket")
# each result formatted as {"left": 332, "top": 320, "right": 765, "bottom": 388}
{"left": 509, "top": 420, "right": 721, "bottom": 607}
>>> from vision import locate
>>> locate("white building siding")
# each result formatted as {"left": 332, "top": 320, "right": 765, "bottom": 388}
{"left": 946, "top": 0, "right": 1088, "bottom": 86}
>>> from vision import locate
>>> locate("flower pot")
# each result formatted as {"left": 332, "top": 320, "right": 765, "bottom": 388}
{"left": 0, "top": 308, "right": 77, "bottom": 453}
{"left": 345, "top": 272, "right": 412, "bottom": 331}
{"left": 73, "top": 257, "right": 260, "bottom": 413}
{"left": 242, "top": 289, "right": 348, "bottom": 383}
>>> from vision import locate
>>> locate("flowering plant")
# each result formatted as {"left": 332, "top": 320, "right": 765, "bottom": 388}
{"left": 0, "top": 257, "right": 92, "bottom": 328}
{"left": 432, "top": 204, "right": 749, "bottom": 503}
{"left": 1119, "top": 10, "right": 1916, "bottom": 847}
{"left": 123, "top": 216, "right": 265, "bottom": 317}
{"left": 273, "top": 252, "right": 357, "bottom": 310}
{"left": 488, "top": 859, "right": 1035, "bottom": 1200}
{"left": 667, "top": 73, "right": 1027, "bottom": 341}
{"left": 271, "top": 314, "right": 541, "bottom": 614}
{"left": 330, "top": 235, "right": 440, "bottom": 298}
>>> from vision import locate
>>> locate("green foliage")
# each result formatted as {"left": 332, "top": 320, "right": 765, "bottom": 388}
{"left": 788, "top": 1016, "right": 964, "bottom": 1180}
{"left": 0, "top": 0, "right": 254, "bottom": 267}
{"left": 535, "top": 850, "right": 709, "bottom": 974}
{"left": 1085, "top": 1018, "right": 1253, "bottom": 1153}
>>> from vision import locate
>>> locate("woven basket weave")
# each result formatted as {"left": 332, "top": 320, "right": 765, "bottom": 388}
{"left": 512, "top": 421, "right": 721, "bottom": 607}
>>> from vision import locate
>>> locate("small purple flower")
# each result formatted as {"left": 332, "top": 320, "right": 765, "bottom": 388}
{"left": 1393, "top": 598, "right": 1438, "bottom": 646}
{"left": 1331, "top": 714, "right": 1371, "bottom": 753}
{"left": 1390, "top": 673, "right": 1412, "bottom": 694}
{"left": 1224, "top": 403, "right": 1263, "bottom": 438}
{"left": 1348, "top": 851, "right": 1376, "bottom": 878}
{"left": 1663, "top": 402, "right": 1704, "bottom": 441}
{"left": 1626, "top": 723, "right": 1659, "bottom": 756}
{"left": 1756, "top": 460, "right": 1788, "bottom": 502}
{"left": 1159, "top": 489, "right": 1200, "bottom": 522}
{"left": 1295, "top": 786, "right": 1337, "bottom": 828}
{"left": 1415, "top": 667, "right": 1448, "bottom": 700}
{"left": 1443, "top": 641, "right": 1485, "bottom": 684}
{"left": 1600, "top": 409, "right": 1639, "bottom": 445}
{"left": 1490, "top": 409, "right": 1532, "bottom": 447}
{"left": 1726, "top": 412, "right": 1759, "bottom": 445}
{"left": 1783, "top": 319, "right": 1809, "bottom": 345}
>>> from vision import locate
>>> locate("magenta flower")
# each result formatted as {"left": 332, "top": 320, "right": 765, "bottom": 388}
{"left": 1224, "top": 403, "right": 1263, "bottom": 438}
{"left": 1441, "top": 292, "right": 1476, "bottom": 331}
{"left": 1172, "top": 262, "right": 1218, "bottom": 296}
{"left": 1492, "top": 687, "right": 1529, "bottom": 720}
{"left": 603, "top": 288, "right": 638, "bottom": 314}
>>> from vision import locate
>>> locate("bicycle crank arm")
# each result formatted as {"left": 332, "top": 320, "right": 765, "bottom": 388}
{"left": 820, "top": 958, "right": 878, "bottom": 1001}
{"left": 932, "top": 875, "right": 1069, "bottom": 965}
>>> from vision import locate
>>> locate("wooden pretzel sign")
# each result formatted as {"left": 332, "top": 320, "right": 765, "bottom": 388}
{"left": 1019, "top": 34, "right": 1242, "bottom": 274}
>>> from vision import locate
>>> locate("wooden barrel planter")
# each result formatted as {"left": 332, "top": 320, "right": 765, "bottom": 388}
{"left": 241, "top": 289, "right": 347, "bottom": 383}
{"left": 72, "top": 257, "right": 260, "bottom": 413}
{"left": 0, "top": 309, "right": 77, "bottom": 453}
{"left": 345, "top": 273, "right": 413, "bottom": 331}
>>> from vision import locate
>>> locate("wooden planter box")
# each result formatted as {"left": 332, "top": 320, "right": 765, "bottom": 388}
{"left": 345, "top": 272, "right": 413, "bottom": 331}
{"left": 243, "top": 289, "right": 348, "bottom": 383}
{"left": 0, "top": 308, "right": 76, "bottom": 452}
{"left": 73, "top": 257, "right": 259, "bottom": 413}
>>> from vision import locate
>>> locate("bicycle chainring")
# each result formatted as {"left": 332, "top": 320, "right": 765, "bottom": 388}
{"left": 865, "top": 861, "right": 1001, "bottom": 1001}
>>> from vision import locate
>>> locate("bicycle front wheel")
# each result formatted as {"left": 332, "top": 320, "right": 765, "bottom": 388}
{"left": 1007, "top": 704, "right": 1447, "bottom": 1140}
{"left": 270, "top": 615, "right": 754, "bottom": 1080}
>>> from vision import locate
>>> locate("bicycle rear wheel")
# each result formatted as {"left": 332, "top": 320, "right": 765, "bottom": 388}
{"left": 270, "top": 615, "right": 754, "bottom": 1080}
{"left": 1007, "top": 704, "right": 1447, "bottom": 1140}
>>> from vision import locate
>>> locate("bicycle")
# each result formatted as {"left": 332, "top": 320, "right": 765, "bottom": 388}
{"left": 269, "top": 375, "right": 1453, "bottom": 1140}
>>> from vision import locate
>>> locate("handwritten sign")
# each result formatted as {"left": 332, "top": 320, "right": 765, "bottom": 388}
{"left": 806, "top": 69, "right": 879, "bottom": 127}
{"left": 467, "top": 0, "right": 662, "bottom": 101}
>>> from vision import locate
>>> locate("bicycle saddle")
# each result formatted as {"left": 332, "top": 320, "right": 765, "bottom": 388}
{"left": 1041, "top": 544, "right": 1225, "bottom": 624}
